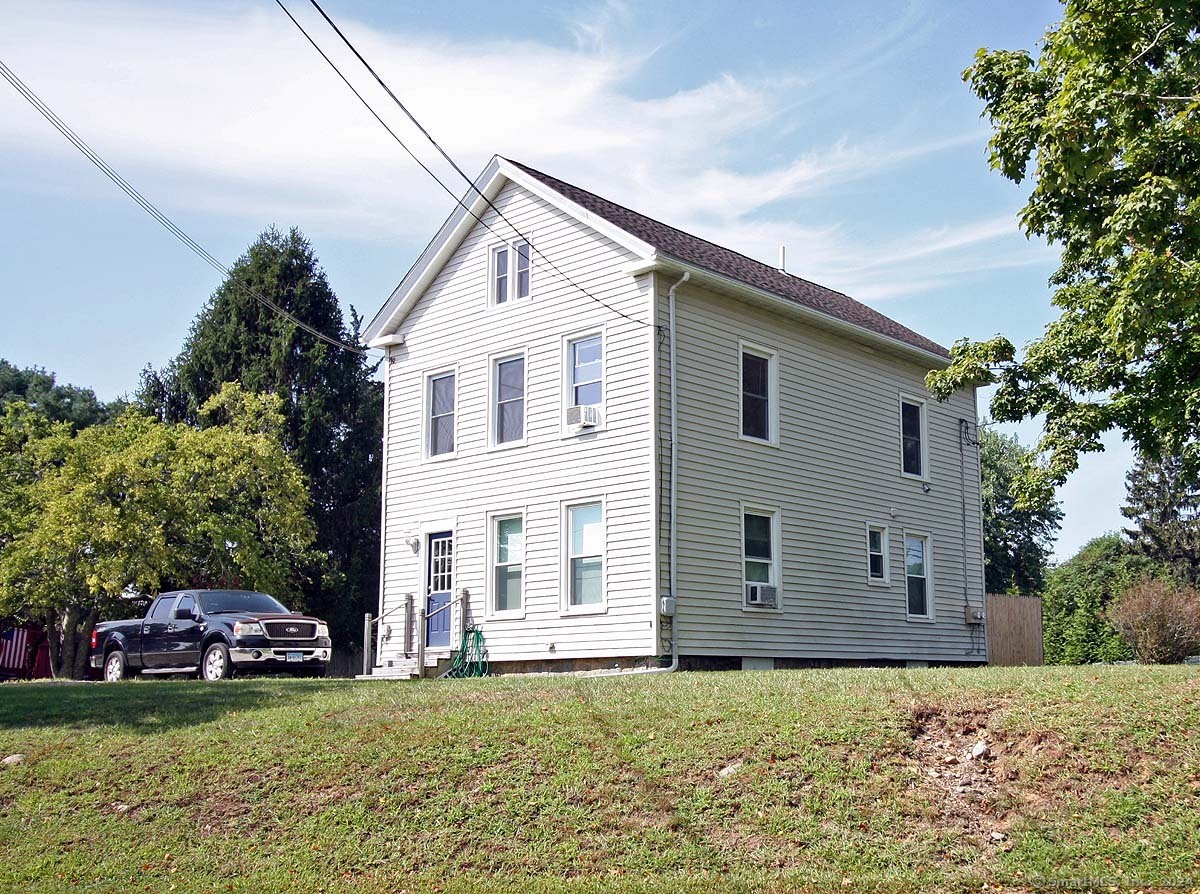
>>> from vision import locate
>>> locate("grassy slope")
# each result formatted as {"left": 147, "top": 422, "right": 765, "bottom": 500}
{"left": 0, "top": 667, "right": 1197, "bottom": 893}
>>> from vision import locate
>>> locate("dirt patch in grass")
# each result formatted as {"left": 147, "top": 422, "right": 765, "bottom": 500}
{"left": 905, "top": 702, "right": 1014, "bottom": 850}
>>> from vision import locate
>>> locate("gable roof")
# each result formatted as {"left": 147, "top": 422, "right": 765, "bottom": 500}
{"left": 364, "top": 156, "right": 949, "bottom": 363}
{"left": 504, "top": 159, "right": 948, "bottom": 359}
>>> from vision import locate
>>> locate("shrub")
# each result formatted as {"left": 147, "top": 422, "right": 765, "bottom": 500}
{"left": 1108, "top": 579, "right": 1200, "bottom": 664}
{"left": 1042, "top": 534, "right": 1162, "bottom": 664}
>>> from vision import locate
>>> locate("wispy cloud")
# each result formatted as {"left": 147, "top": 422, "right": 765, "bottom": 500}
{"left": 0, "top": 0, "right": 1040, "bottom": 306}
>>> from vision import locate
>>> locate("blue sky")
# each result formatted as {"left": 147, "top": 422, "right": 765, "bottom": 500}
{"left": 0, "top": 0, "right": 1131, "bottom": 560}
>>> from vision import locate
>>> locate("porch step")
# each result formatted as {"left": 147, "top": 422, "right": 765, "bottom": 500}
{"left": 356, "top": 653, "right": 446, "bottom": 681}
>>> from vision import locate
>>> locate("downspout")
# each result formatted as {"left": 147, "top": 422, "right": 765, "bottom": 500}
{"left": 641, "top": 270, "right": 690, "bottom": 675}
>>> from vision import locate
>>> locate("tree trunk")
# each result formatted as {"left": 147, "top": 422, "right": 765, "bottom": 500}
{"left": 72, "top": 608, "right": 98, "bottom": 680}
{"left": 51, "top": 605, "right": 92, "bottom": 680}
{"left": 44, "top": 608, "right": 61, "bottom": 678}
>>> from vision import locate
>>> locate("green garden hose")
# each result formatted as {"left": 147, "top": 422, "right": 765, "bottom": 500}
{"left": 441, "top": 625, "right": 489, "bottom": 678}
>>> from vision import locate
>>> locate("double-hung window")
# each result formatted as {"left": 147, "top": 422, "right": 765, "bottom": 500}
{"left": 742, "top": 507, "right": 780, "bottom": 608}
{"left": 493, "top": 355, "right": 525, "bottom": 445}
{"left": 867, "top": 525, "right": 889, "bottom": 584}
{"left": 491, "top": 240, "right": 531, "bottom": 305}
{"left": 565, "top": 501, "right": 603, "bottom": 609}
{"left": 900, "top": 397, "right": 927, "bottom": 478}
{"left": 740, "top": 344, "right": 776, "bottom": 443}
{"left": 904, "top": 532, "right": 931, "bottom": 618}
{"left": 492, "top": 514, "right": 524, "bottom": 614}
{"left": 568, "top": 334, "right": 603, "bottom": 408}
{"left": 427, "top": 372, "right": 455, "bottom": 457}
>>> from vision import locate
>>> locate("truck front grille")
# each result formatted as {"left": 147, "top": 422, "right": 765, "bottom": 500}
{"left": 262, "top": 620, "right": 318, "bottom": 640}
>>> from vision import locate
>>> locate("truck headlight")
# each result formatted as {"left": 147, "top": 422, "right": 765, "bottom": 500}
{"left": 315, "top": 623, "right": 330, "bottom": 639}
{"left": 234, "top": 621, "right": 265, "bottom": 637}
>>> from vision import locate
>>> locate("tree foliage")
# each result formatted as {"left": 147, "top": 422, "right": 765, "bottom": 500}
{"left": 0, "top": 358, "right": 121, "bottom": 429}
{"left": 1042, "top": 534, "right": 1162, "bottom": 664}
{"left": 139, "top": 228, "right": 382, "bottom": 642}
{"left": 927, "top": 1, "right": 1200, "bottom": 506}
{"left": 980, "top": 428, "right": 1062, "bottom": 593}
{"left": 0, "top": 385, "right": 316, "bottom": 678}
{"left": 1122, "top": 451, "right": 1200, "bottom": 586}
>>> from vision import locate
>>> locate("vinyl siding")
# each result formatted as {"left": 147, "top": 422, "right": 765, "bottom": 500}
{"left": 660, "top": 277, "right": 987, "bottom": 663}
{"left": 376, "top": 181, "right": 659, "bottom": 666}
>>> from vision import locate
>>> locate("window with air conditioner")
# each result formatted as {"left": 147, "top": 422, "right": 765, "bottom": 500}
{"left": 564, "top": 332, "right": 603, "bottom": 431}
{"left": 742, "top": 507, "right": 780, "bottom": 609}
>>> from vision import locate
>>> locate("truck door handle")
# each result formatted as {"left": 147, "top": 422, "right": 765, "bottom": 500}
{"left": 167, "top": 624, "right": 175, "bottom": 632}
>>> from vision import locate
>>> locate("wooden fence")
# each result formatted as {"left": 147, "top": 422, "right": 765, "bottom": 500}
{"left": 985, "top": 593, "right": 1044, "bottom": 666}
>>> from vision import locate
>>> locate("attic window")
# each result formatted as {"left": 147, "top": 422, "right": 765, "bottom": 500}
{"left": 491, "top": 240, "right": 531, "bottom": 305}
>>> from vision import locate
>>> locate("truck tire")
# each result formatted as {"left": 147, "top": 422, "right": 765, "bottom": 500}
{"left": 103, "top": 649, "right": 128, "bottom": 682}
{"left": 201, "top": 643, "right": 232, "bottom": 681}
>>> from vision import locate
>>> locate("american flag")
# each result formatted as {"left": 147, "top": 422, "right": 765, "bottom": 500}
{"left": 0, "top": 628, "right": 29, "bottom": 672}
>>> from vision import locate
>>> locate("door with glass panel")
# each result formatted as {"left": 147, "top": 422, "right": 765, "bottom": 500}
{"left": 426, "top": 532, "right": 453, "bottom": 648}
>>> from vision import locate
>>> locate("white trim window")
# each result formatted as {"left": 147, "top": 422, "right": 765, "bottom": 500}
{"left": 492, "top": 354, "right": 526, "bottom": 446}
{"left": 904, "top": 532, "right": 932, "bottom": 618}
{"left": 900, "top": 396, "right": 928, "bottom": 478}
{"left": 741, "top": 506, "right": 781, "bottom": 608}
{"left": 427, "top": 371, "right": 456, "bottom": 458}
{"left": 490, "top": 240, "right": 532, "bottom": 305}
{"left": 739, "top": 342, "right": 778, "bottom": 444}
{"left": 567, "top": 333, "right": 603, "bottom": 408}
{"left": 564, "top": 500, "right": 604, "bottom": 610}
{"left": 491, "top": 513, "right": 524, "bottom": 615}
{"left": 867, "top": 524, "right": 890, "bottom": 585}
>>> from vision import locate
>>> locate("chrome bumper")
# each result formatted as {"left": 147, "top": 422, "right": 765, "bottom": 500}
{"left": 229, "top": 647, "right": 330, "bottom": 664}
{"left": 90, "top": 655, "right": 103, "bottom": 668}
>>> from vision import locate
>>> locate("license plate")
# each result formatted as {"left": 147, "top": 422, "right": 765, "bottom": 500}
{"left": 286, "top": 651, "right": 304, "bottom": 663}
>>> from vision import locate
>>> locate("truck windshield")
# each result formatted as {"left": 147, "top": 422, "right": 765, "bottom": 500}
{"left": 197, "top": 591, "right": 290, "bottom": 615}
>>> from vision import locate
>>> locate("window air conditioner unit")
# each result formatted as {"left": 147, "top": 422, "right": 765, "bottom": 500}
{"left": 566, "top": 405, "right": 602, "bottom": 428}
{"left": 744, "top": 583, "right": 778, "bottom": 608}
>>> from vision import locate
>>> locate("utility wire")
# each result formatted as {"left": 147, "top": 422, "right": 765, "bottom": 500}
{"left": 0, "top": 56, "right": 367, "bottom": 356}
{"left": 291, "top": 0, "right": 655, "bottom": 330}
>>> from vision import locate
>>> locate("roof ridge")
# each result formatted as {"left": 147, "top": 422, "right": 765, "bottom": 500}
{"left": 501, "top": 157, "right": 948, "bottom": 359}
{"left": 505, "top": 157, "right": 864, "bottom": 306}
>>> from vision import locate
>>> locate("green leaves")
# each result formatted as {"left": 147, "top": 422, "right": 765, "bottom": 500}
{"left": 0, "top": 386, "right": 317, "bottom": 623}
{"left": 944, "top": 1, "right": 1200, "bottom": 493}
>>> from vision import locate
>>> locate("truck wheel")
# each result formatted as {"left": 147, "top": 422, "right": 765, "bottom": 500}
{"left": 103, "top": 650, "right": 128, "bottom": 682}
{"left": 201, "top": 643, "right": 232, "bottom": 681}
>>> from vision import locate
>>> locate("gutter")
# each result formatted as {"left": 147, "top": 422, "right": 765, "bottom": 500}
{"left": 623, "top": 256, "right": 950, "bottom": 370}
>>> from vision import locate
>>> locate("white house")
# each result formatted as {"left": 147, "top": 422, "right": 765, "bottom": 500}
{"left": 360, "top": 157, "right": 987, "bottom": 677}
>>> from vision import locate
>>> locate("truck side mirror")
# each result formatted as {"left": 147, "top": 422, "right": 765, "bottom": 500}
{"left": 175, "top": 607, "right": 195, "bottom": 621}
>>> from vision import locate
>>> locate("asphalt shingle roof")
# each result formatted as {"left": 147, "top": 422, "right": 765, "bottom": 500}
{"left": 507, "top": 159, "right": 949, "bottom": 359}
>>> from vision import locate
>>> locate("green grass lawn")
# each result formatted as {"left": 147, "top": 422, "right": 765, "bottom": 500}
{"left": 0, "top": 667, "right": 1198, "bottom": 893}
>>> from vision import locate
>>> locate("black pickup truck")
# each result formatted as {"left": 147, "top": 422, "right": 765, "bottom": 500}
{"left": 90, "top": 589, "right": 332, "bottom": 682}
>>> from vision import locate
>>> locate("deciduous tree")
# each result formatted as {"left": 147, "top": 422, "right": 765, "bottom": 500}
{"left": 980, "top": 428, "right": 1062, "bottom": 593}
{"left": 0, "top": 385, "right": 316, "bottom": 678}
{"left": 927, "top": 2, "right": 1200, "bottom": 506}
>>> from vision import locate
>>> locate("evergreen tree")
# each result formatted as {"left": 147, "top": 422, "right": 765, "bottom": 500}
{"left": 1122, "top": 453, "right": 1200, "bottom": 587}
{"left": 140, "top": 227, "right": 382, "bottom": 643}
{"left": 980, "top": 428, "right": 1062, "bottom": 594}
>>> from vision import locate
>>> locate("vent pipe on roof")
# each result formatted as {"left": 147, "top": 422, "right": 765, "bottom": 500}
{"left": 778, "top": 245, "right": 786, "bottom": 274}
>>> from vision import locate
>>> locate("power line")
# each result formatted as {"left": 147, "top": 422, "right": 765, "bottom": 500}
{"left": 0, "top": 56, "right": 368, "bottom": 356}
{"left": 292, "top": 0, "right": 655, "bottom": 330}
